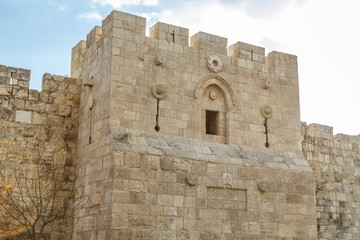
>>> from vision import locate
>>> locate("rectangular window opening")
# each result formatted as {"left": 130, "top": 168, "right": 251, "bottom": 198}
{"left": 10, "top": 72, "right": 14, "bottom": 85}
{"left": 206, "top": 110, "right": 219, "bottom": 135}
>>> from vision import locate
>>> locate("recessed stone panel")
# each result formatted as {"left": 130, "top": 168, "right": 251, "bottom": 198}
{"left": 207, "top": 187, "right": 247, "bottom": 211}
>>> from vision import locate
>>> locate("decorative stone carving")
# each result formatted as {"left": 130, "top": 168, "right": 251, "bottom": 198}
{"left": 155, "top": 56, "right": 164, "bottom": 65}
{"left": 177, "top": 232, "right": 189, "bottom": 240}
{"left": 258, "top": 180, "right": 268, "bottom": 192}
{"left": 194, "top": 75, "right": 236, "bottom": 107}
{"left": 186, "top": 173, "right": 197, "bottom": 186}
{"left": 207, "top": 55, "right": 223, "bottom": 73}
{"left": 151, "top": 84, "right": 166, "bottom": 100}
{"left": 223, "top": 173, "right": 232, "bottom": 187}
{"left": 207, "top": 187, "right": 247, "bottom": 211}
{"left": 209, "top": 91, "right": 216, "bottom": 100}
{"left": 261, "top": 105, "right": 273, "bottom": 119}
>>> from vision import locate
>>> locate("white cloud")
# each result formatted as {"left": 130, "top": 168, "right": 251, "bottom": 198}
{"left": 47, "top": 0, "right": 68, "bottom": 11}
{"left": 143, "top": 0, "right": 158, "bottom": 6}
{"left": 154, "top": 0, "right": 360, "bottom": 134}
{"left": 73, "top": 0, "right": 359, "bottom": 134}
{"left": 139, "top": 11, "right": 161, "bottom": 35}
{"left": 140, "top": 11, "right": 160, "bottom": 22}
{"left": 91, "top": 0, "right": 158, "bottom": 9}
{"left": 77, "top": 11, "right": 103, "bottom": 21}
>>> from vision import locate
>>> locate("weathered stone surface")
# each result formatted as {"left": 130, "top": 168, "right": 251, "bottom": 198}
{"left": 303, "top": 123, "right": 360, "bottom": 240}
{"left": 0, "top": 65, "right": 81, "bottom": 239}
{"left": 59, "top": 105, "right": 72, "bottom": 116}
{"left": 1, "top": 10, "right": 359, "bottom": 240}
{"left": 73, "top": 10, "right": 316, "bottom": 240}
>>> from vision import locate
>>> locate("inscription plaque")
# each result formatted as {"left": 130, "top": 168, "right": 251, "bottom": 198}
{"left": 207, "top": 187, "right": 247, "bottom": 211}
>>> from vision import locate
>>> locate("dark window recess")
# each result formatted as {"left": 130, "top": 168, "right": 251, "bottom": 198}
{"left": 206, "top": 110, "right": 219, "bottom": 135}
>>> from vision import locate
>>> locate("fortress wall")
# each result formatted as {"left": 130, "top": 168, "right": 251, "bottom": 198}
{"left": 71, "top": 14, "right": 119, "bottom": 239}
{"left": 0, "top": 65, "right": 81, "bottom": 238}
{"left": 70, "top": 11, "right": 317, "bottom": 239}
{"left": 302, "top": 123, "right": 360, "bottom": 239}
{"left": 0, "top": 65, "right": 80, "bottom": 163}
{"left": 1, "top": 9, "right": 360, "bottom": 240}
{"left": 91, "top": 10, "right": 303, "bottom": 153}
{"left": 108, "top": 129, "right": 317, "bottom": 239}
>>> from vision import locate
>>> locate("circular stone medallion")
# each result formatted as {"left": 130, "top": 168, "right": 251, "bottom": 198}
{"left": 151, "top": 85, "right": 166, "bottom": 100}
{"left": 261, "top": 105, "right": 273, "bottom": 119}
{"left": 207, "top": 55, "right": 223, "bottom": 73}
{"left": 258, "top": 180, "right": 268, "bottom": 192}
{"left": 186, "top": 173, "right": 197, "bottom": 186}
{"left": 209, "top": 91, "right": 217, "bottom": 100}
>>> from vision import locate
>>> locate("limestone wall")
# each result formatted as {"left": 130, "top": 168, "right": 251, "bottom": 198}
{"left": 302, "top": 123, "right": 360, "bottom": 239}
{"left": 70, "top": 10, "right": 316, "bottom": 239}
{"left": 0, "top": 65, "right": 81, "bottom": 238}
{"left": 72, "top": 10, "right": 302, "bottom": 153}
{"left": 2, "top": 9, "right": 360, "bottom": 240}
{"left": 108, "top": 129, "right": 317, "bottom": 239}
{"left": 71, "top": 22, "right": 115, "bottom": 239}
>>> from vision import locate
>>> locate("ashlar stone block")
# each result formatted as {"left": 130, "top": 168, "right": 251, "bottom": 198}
{"left": 15, "top": 110, "right": 32, "bottom": 124}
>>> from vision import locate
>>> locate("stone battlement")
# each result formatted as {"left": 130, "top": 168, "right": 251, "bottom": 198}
{"left": 304, "top": 123, "right": 360, "bottom": 141}
{"left": 0, "top": 65, "right": 80, "bottom": 126}
{"left": 302, "top": 123, "right": 360, "bottom": 240}
{"left": 72, "top": 11, "right": 294, "bottom": 67}
{"left": 0, "top": 66, "right": 81, "bottom": 238}
{"left": 72, "top": 10, "right": 301, "bottom": 153}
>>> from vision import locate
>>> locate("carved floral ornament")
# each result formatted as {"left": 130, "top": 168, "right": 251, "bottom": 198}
{"left": 207, "top": 55, "right": 223, "bottom": 73}
{"left": 223, "top": 173, "right": 232, "bottom": 187}
{"left": 261, "top": 105, "right": 273, "bottom": 119}
{"left": 209, "top": 91, "right": 217, "bottom": 100}
{"left": 151, "top": 84, "right": 166, "bottom": 100}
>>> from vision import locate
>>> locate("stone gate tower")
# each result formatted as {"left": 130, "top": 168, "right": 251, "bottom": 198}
{"left": 71, "top": 10, "right": 317, "bottom": 239}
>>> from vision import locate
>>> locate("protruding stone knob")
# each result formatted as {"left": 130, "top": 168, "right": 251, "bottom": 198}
{"left": 261, "top": 105, "right": 273, "bottom": 119}
{"left": 209, "top": 91, "right": 217, "bottom": 100}
{"left": 151, "top": 85, "right": 166, "bottom": 100}
{"left": 155, "top": 56, "right": 164, "bottom": 65}
{"left": 186, "top": 173, "right": 197, "bottom": 186}
{"left": 258, "top": 180, "right": 268, "bottom": 192}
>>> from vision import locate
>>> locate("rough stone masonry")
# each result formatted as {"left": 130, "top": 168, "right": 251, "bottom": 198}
{"left": 0, "top": 10, "right": 359, "bottom": 240}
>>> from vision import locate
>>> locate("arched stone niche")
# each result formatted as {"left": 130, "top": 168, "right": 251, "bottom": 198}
{"left": 194, "top": 75, "right": 235, "bottom": 144}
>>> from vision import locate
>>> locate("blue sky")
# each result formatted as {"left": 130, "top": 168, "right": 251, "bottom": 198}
{"left": 1, "top": 0, "right": 359, "bottom": 135}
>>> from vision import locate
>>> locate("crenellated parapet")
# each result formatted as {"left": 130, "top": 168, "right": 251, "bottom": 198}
{"left": 70, "top": 10, "right": 317, "bottom": 240}
{"left": 0, "top": 64, "right": 81, "bottom": 169}
{"left": 150, "top": 22, "right": 189, "bottom": 47}
{"left": 72, "top": 10, "right": 302, "bottom": 153}
{"left": 0, "top": 65, "right": 81, "bottom": 126}
{"left": 0, "top": 65, "right": 81, "bottom": 238}
{"left": 302, "top": 123, "right": 360, "bottom": 240}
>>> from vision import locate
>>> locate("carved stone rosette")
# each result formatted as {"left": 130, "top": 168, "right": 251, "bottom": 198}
{"left": 207, "top": 55, "right": 223, "bottom": 73}
{"left": 186, "top": 173, "right": 197, "bottom": 186}
{"left": 209, "top": 91, "right": 217, "bottom": 100}
{"left": 261, "top": 105, "right": 273, "bottom": 119}
{"left": 151, "top": 84, "right": 166, "bottom": 100}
